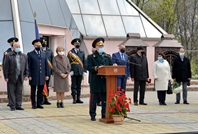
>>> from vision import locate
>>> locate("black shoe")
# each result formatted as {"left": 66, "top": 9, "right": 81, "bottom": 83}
{"left": 16, "top": 107, "right": 24, "bottom": 110}
{"left": 43, "top": 101, "right": 51, "bottom": 105}
{"left": 37, "top": 105, "right": 44, "bottom": 109}
{"left": 76, "top": 100, "right": 83, "bottom": 103}
{"left": 10, "top": 108, "right": 15, "bottom": 111}
{"left": 139, "top": 102, "right": 147, "bottom": 105}
{"left": 57, "top": 102, "right": 60, "bottom": 108}
{"left": 175, "top": 101, "right": 180, "bottom": 104}
{"left": 134, "top": 102, "right": 138, "bottom": 106}
{"left": 32, "top": 105, "right": 37, "bottom": 109}
{"left": 60, "top": 102, "right": 64, "bottom": 108}
{"left": 7, "top": 104, "right": 9, "bottom": 107}
{"left": 162, "top": 102, "right": 167, "bottom": 105}
{"left": 91, "top": 116, "right": 96, "bottom": 121}
{"left": 159, "top": 102, "right": 163, "bottom": 105}
{"left": 183, "top": 101, "right": 189, "bottom": 104}
{"left": 102, "top": 115, "right": 105, "bottom": 119}
{"left": 97, "top": 102, "right": 101, "bottom": 106}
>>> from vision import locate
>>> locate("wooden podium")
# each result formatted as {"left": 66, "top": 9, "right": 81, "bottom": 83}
{"left": 97, "top": 66, "right": 125, "bottom": 123}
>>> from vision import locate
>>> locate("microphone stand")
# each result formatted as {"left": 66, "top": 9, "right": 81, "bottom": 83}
{"left": 103, "top": 53, "right": 142, "bottom": 66}
{"left": 124, "top": 115, "right": 141, "bottom": 122}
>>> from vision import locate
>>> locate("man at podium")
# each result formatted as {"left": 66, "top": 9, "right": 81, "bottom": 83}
{"left": 112, "top": 44, "right": 130, "bottom": 92}
{"left": 87, "top": 37, "right": 113, "bottom": 121}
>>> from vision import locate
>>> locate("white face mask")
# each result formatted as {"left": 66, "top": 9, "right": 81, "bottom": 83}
{"left": 58, "top": 52, "right": 64, "bottom": 55}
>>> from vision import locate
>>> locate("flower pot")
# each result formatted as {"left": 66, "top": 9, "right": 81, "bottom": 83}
{"left": 112, "top": 115, "right": 124, "bottom": 125}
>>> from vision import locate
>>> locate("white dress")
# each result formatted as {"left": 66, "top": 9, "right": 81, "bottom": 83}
{"left": 152, "top": 60, "right": 171, "bottom": 91}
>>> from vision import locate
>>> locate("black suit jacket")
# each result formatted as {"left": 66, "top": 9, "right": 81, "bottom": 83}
{"left": 130, "top": 53, "right": 149, "bottom": 81}
{"left": 4, "top": 51, "right": 28, "bottom": 84}
{"left": 172, "top": 56, "right": 191, "bottom": 82}
{"left": 67, "top": 48, "right": 86, "bottom": 75}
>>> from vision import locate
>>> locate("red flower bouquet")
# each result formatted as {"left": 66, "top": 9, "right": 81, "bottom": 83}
{"left": 108, "top": 89, "right": 132, "bottom": 116}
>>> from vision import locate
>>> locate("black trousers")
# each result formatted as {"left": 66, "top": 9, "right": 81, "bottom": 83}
{"left": 134, "top": 80, "right": 146, "bottom": 103}
{"left": 157, "top": 91, "right": 166, "bottom": 103}
{"left": 71, "top": 75, "right": 83, "bottom": 96}
{"left": 30, "top": 85, "right": 44, "bottom": 106}
{"left": 89, "top": 92, "right": 106, "bottom": 118}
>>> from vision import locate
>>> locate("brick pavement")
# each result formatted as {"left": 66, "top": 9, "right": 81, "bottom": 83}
{"left": 0, "top": 91, "right": 198, "bottom": 134}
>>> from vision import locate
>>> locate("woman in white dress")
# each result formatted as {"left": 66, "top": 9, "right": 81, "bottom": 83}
{"left": 153, "top": 53, "right": 172, "bottom": 105}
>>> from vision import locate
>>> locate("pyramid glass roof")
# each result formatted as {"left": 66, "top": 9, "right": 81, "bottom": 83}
{"left": 66, "top": 0, "right": 164, "bottom": 38}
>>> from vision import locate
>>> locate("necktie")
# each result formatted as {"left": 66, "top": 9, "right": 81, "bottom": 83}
{"left": 121, "top": 54, "right": 124, "bottom": 61}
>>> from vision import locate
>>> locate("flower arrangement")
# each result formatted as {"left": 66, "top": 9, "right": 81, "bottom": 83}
{"left": 108, "top": 89, "right": 132, "bottom": 116}
{"left": 172, "top": 81, "right": 182, "bottom": 94}
{"left": 172, "top": 81, "right": 180, "bottom": 89}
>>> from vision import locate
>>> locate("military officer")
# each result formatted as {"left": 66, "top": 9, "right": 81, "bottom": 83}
{"left": 67, "top": 38, "right": 86, "bottom": 104}
{"left": 28, "top": 39, "right": 49, "bottom": 109}
{"left": 40, "top": 37, "right": 54, "bottom": 105}
{"left": 2, "top": 37, "right": 18, "bottom": 106}
{"left": 87, "top": 37, "right": 113, "bottom": 121}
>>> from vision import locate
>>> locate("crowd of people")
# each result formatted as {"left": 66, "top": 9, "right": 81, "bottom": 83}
{"left": 1, "top": 37, "right": 192, "bottom": 122}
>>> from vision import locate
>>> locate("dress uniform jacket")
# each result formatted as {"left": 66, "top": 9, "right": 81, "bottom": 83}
{"left": 87, "top": 51, "right": 113, "bottom": 93}
{"left": 67, "top": 48, "right": 86, "bottom": 75}
{"left": 2, "top": 48, "right": 12, "bottom": 76}
{"left": 27, "top": 50, "right": 49, "bottom": 86}
{"left": 43, "top": 47, "right": 53, "bottom": 75}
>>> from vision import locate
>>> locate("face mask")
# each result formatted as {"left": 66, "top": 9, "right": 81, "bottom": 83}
{"left": 98, "top": 48, "right": 104, "bottom": 53}
{"left": 120, "top": 49, "right": 125, "bottom": 53}
{"left": 75, "top": 44, "right": 80, "bottom": 48}
{"left": 15, "top": 48, "right": 21, "bottom": 53}
{"left": 179, "top": 52, "right": 184, "bottom": 57}
{"left": 158, "top": 57, "right": 164, "bottom": 63}
{"left": 58, "top": 52, "right": 64, "bottom": 55}
{"left": 42, "top": 43, "right": 47, "bottom": 47}
{"left": 35, "top": 47, "right": 40, "bottom": 51}
{"left": 141, "top": 51, "right": 145, "bottom": 55}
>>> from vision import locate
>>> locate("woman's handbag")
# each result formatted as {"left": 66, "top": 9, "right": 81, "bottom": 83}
{"left": 167, "top": 80, "right": 173, "bottom": 94}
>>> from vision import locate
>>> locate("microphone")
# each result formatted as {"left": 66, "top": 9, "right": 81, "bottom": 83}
{"left": 103, "top": 53, "right": 141, "bottom": 66}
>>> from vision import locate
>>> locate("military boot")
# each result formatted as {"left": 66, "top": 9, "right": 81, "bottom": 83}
{"left": 72, "top": 95, "right": 76, "bottom": 104}
{"left": 76, "top": 95, "right": 83, "bottom": 103}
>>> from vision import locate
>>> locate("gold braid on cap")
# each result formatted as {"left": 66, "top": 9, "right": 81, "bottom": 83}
{"left": 96, "top": 41, "right": 103, "bottom": 46}
{"left": 34, "top": 42, "right": 41, "bottom": 46}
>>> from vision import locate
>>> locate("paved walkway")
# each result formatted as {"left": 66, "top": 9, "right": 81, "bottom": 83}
{"left": 0, "top": 91, "right": 198, "bottom": 134}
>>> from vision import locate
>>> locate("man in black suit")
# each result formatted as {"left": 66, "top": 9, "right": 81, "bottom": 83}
{"left": 130, "top": 46, "right": 149, "bottom": 106}
{"left": 3, "top": 37, "right": 18, "bottom": 106}
{"left": 40, "top": 37, "right": 54, "bottom": 105}
{"left": 67, "top": 38, "right": 86, "bottom": 104}
{"left": 172, "top": 47, "right": 191, "bottom": 104}
{"left": 28, "top": 39, "right": 49, "bottom": 109}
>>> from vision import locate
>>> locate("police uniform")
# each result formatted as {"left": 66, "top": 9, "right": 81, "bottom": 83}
{"left": 67, "top": 38, "right": 86, "bottom": 104}
{"left": 2, "top": 37, "right": 18, "bottom": 106}
{"left": 87, "top": 37, "right": 113, "bottom": 121}
{"left": 40, "top": 37, "right": 54, "bottom": 105}
{"left": 27, "top": 39, "right": 49, "bottom": 109}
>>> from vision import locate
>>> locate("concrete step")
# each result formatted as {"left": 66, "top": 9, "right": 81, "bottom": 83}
{"left": 1, "top": 84, "right": 198, "bottom": 103}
